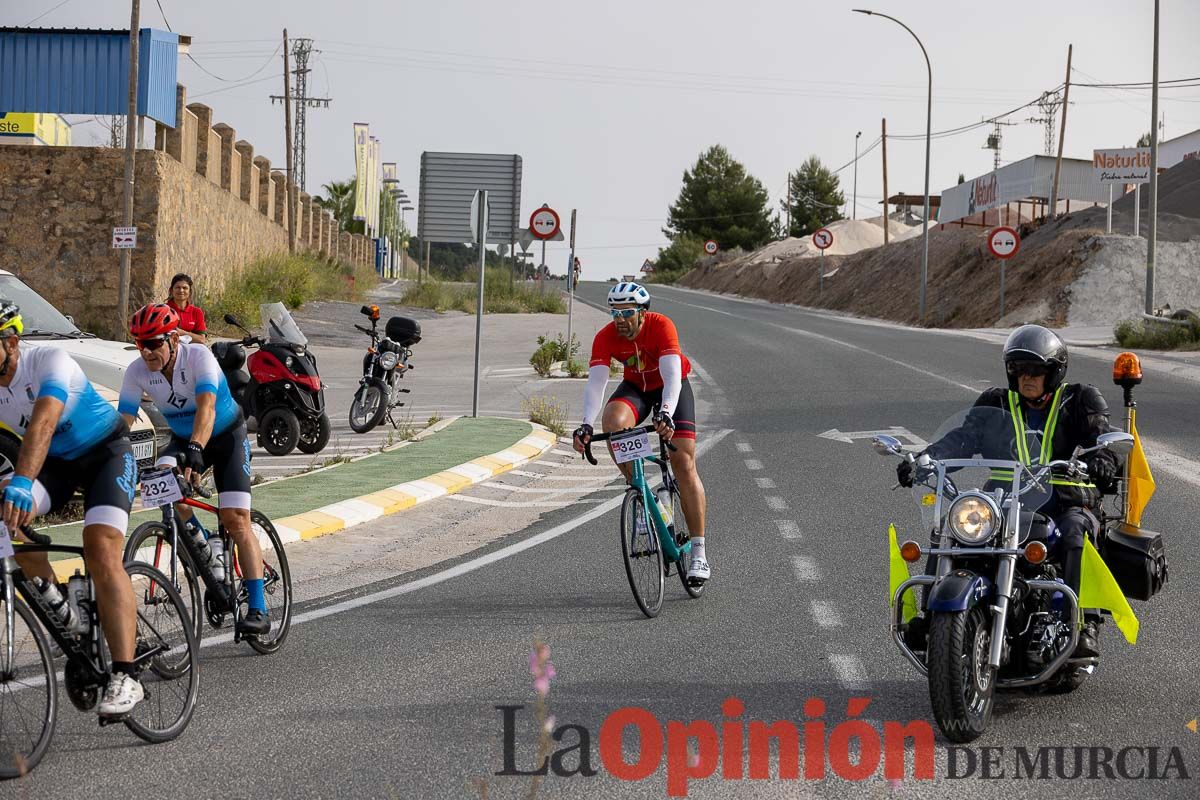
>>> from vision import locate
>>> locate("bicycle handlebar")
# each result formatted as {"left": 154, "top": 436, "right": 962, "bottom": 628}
{"left": 580, "top": 425, "right": 676, "bottom": 465}
{"left": 19, "top": 525, "right": 50, "bottom": 545}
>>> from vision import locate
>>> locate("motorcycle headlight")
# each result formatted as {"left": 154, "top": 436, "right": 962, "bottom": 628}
{"left": 946, "top": 492, "right": 1000, "bottom": 545}
{"left": 378, "top": 350, "right": 400, "bottom": 371}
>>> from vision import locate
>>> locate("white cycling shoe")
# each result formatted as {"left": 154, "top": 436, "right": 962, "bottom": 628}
{"left": 98, "top": 673, "right": 144, "bottom": 718}
{"left": 686, "top": 557, "right": 711, "bottom": 584}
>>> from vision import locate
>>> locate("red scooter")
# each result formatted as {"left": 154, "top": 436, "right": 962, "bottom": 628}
{"left": 212, "top": 304, "right": 329, "bottom": 456}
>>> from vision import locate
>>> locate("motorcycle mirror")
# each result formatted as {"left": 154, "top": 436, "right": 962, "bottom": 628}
{"left": 1096, "top": 431, "right": 1135, "bottom": 456}
{"left": 872, "top": 435, "right": 902, "bottom": 456}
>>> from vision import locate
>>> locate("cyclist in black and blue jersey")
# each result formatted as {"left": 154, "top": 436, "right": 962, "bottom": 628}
{"left": 119, "top": 304, "right": 270, "bottom": 636}
{"left": 0, "top": 299, "right": 144, "bottom": 717}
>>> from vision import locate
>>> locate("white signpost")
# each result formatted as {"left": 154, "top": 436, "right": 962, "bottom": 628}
{"left": 112, "top": 226, "right": 137, "bottom": 249}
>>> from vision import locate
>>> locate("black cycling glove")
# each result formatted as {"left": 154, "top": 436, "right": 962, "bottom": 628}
{"left": 1087, "top": 456, "right": 1119, "bottom": 494}
{"left": 572, "top": 423, "right": 593, "bottom": 444}
{"left": 184, "top": 441, "right": 205, "bottom": 475}
{"left": 653, "top": 411, "right": 675, "bottom": 432}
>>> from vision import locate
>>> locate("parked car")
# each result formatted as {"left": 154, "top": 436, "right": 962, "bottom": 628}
{"left": 0, "top": 270, "right": 162, "bottom": 475}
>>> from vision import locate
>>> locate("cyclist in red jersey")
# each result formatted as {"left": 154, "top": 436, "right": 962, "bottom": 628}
{"left": 572, "top": 282, "right": 709, "bottom": 584}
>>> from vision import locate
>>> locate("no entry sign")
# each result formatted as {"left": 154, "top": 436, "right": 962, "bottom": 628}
{"left": 529, "top": 206, "right": 561, "bottom": 240}
{"left": 704, "top": 240, "right": 719, "bottom": 255}
{"left": 812, "top": 228, "right": 833, "bottom": 251}
{"left": 988, "top": 226, "right": 1020, "bottom": 259}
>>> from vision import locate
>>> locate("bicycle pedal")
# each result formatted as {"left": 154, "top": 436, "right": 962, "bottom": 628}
{"left": 98, "top": 713, "right": 130, "bottom": 727}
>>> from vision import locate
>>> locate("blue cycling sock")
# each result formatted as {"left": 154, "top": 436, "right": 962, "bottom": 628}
{"left": 246, "top": 579, "right": 266, "bottom": 612}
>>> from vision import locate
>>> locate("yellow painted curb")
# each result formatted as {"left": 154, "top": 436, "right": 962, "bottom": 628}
{"left": 471, "top": 455, "right": 510, "bottom": 473}
{"left": 293, "top": 510, "right": 347, "bottom": 540}
{"left": 423, "top": 472, "right": 473, "bottom": 493}
{"left": 509, "top": 443, "right": 542, "bottom": 459}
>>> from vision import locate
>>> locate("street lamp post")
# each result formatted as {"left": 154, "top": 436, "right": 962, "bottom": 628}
{"left": 852, "top": 130, "right": 862, "bottom": 220}
{"left": 854, "top": 9, "right": 932, "bottom": 324}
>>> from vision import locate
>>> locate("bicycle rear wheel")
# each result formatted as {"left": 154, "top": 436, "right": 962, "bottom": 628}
{"left": 620, "top": 490, "right": 664, "bottom": 618}
{"left": 0, "top": 596, "right": 56, "bottom": 780}
{"left": 244, "top": 511, "right": 292, "bottom": 655}
{"left": 123, "top": 563, "right": 199, "bottom": 744}
{"left": 124, "top": 520, "right": 203, "bottom": 656}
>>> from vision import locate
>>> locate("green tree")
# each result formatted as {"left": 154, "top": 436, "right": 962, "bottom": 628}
{"left": 664, "top": 145, "right": 774, "bottom": 251}
{"left": 782, "top": 156, "right": 845, "bottom": 237}
{"left": 957, "top": 173, "right": 966, "bottom": 185}
{"left": 1136, "top": 131, "right": 1152, "bottom": 147}
{"left": 651, "top": 234, "right": 705, "bottom": 278}
{"left": 314, "top": 178, "right": 363, "bottom": 234}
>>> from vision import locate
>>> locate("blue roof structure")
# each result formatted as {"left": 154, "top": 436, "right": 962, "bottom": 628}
{"left": 0, "top": 27, "right": 179, "bottom": 126}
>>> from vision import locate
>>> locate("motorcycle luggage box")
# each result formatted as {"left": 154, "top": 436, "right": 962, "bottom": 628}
{"left": 386, "top": 316, "right": 421, "bottom": 346}
{"left": 1101, "top": 521, "right": 1168, "bottom": 601}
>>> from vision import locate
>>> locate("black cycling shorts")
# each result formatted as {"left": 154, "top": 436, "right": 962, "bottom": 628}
{"left": 607, "top": 379, "right": 697, "bottom": 440}
{"left": 34, "top": 422, "right": 136, "bottom": 533}
{"left": 157, "top": 422, "right": 253, "bottom": 510}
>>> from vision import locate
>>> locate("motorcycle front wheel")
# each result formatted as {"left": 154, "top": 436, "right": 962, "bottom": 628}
{"left": 297, "top": 413, "right": 331, "bottom": 454}
{"left": 349, "top": 379, "right": 388, "bottom": 434}
{"left": 927, "top": 606, "right": 995, "bottom": 743}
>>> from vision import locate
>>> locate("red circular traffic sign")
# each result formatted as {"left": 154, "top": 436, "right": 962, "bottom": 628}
{"left": 812, "top": 228, "right": 834, "bottom": 250}
{"left": 704, "top": 240, "right": 719, "bottom": 255}
{"left": 529, "top": 207, "right": 561, "bottom": 240}
{"left": 988, "top": 226, "right": 1020, "bottom": 259}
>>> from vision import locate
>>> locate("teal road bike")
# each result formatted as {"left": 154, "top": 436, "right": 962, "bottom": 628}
{"left": 584, "top": 425, "right": 704, "bottom": 618}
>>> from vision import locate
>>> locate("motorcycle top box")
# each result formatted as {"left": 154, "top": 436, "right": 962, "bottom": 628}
{"left": 385, "top": 316, "right": 421, "bottom": 347}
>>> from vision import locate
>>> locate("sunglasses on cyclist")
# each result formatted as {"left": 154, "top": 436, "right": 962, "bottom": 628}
{"left": 137, "top": 337, "right": 169, "bottom": 351}
{"left": 1008, "top": 363, "right": 1050, "bottom": 378}
{"left": 611, "top": 309, "right": 640, "bottom": 319}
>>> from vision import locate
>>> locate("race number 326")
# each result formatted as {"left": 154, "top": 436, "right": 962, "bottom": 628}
{"left": 611, "top": 430, "right": 651, "bottom": 464}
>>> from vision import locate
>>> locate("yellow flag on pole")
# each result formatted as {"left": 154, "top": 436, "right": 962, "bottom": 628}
{"left": 1125, "top": 417, "right": 1155, "bottom": 527}
{"left": 888, "top": 524, "right": 918, "bottom": 623}
{"left": 1079, "top": 537, "right": 1139, "bottom": 644}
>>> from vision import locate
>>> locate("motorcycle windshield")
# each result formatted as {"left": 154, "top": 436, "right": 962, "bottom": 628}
{"left": 914, "top": 404, "right": 1050, "bottom": 533}
{"left": 260, "top": 302, "right": 308, "bottom": 347}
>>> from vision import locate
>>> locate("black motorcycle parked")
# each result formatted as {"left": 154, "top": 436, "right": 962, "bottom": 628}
{"left": 348, "top": 304, "right": 420, "bottom": 434}
{"left": 212, "top": 303, "right": 330, "bottom": 456}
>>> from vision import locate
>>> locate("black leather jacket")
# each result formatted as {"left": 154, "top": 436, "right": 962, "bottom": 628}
{"left": 924, "top": 384, "right": 1120, "bottom": 509}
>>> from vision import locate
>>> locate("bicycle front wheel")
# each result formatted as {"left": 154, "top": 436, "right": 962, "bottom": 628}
{"left": 0, "top": 596, "right": 56, "bottom": 780}
{"left": 620, "top": 490, "right": 664, "bottom": 618}
{"left": 123, "top": 563, "right": 199, "bottom": 744}
{"left": 124, "top": 520, "right": 203, "bottom": 656}
{"left": 244, "top": 510, "right": 292, "bottom": 655}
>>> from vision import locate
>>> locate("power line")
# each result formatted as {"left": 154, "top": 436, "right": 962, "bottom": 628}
{"left": 269, "top": 38, "right": 332, "bottom": 192}
{"left": 23, "top": 0, "right": 75, "bottom": 25}
{"left": 153, "top": 0, "right": 282, "bottom": 83}
{"left": 189, "top": 72, "right": 281, "bottom": 100}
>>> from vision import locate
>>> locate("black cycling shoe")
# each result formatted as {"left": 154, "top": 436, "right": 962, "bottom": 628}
{"left": 236, "top": 609, "right": 270, "bottom": 637}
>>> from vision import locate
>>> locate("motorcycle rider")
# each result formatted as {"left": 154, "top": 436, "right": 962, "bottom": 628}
{"left": 897, "top": 325, "right": 1121, "bottom": 658}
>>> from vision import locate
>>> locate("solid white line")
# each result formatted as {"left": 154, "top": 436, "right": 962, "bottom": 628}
{"left": 791, "top": 555, "right": 820, "bottom": 582}
{"left": 194, "top": 428, "right": 736, "bottom": 645}
{"left": 448, "top": 496, "right": 604, "bottom": 508}
{"left": 755, "top": 477, "right": 776, "bottom": 489}
{"left": 744, "top": 459, "right": 763, "bottom": 471}
{"left": 765, "top": 496, "right": 789, "bottom": 511}
{"left": 479, "top": 482, "right": 623, "bottom": 494}
{"left": 737, "top": 442, "right": 753, "bottom": 453}
{"left": 811, "top": 600, "right": 843, "bottom": 629}
{"left": 829, "top": 654, "right": 869, "bottom": 688}
{"left": 774, "top": 520, "right": 802, "bottom": 539}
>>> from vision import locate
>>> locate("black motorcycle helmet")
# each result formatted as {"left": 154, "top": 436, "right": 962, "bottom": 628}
{"left": 1003, "top": 325, "right": 1068, "bottom": 396}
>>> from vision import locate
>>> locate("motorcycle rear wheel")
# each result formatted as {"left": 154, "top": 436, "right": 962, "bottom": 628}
{"left": 927, "top": 606, "right": 995, "bottom": 743}
{"left": 349, "top": 380, "right": 387, "bottom": 434}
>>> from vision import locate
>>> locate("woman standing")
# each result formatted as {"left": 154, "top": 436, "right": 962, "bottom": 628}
{"left": 166, "top": 273, "right": 208, "bottom": 344}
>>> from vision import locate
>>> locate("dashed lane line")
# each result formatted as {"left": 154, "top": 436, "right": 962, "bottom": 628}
{"left": 765, "top": 496, "right": 789, "bottom": 511}
{"left": 744, "top": 459, "right": 763, "bottom": 470}
{"left": 791, "top": 555, "right": 821, "bottom": 582}
{"left": 736, "top": 442, "right": 753, "bottom": 453}
{"left": 828, "top": 655, "right": 869, "bottom": 689}
{"left": 755, "top": 477, "right": 777, "bottom": 489}
{"left": 774, "top": 520, "right": 802, "bottom": 539}
{"left": 810, "top": 600, "right": 843, "bottom": 629}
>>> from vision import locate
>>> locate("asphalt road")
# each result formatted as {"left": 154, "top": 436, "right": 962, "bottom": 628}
{"left": 10, "top": 283, "right": 1200, "bottom": 798}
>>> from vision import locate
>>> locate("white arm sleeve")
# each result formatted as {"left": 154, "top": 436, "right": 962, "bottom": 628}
{"left": 659, "top": 355, "right": 683, "bottom": 417}
{"left": 581, "top": 364, "right": 610, "bottom": 425}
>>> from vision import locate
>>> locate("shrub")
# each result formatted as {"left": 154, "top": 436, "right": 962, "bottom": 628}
{"left": 529, "top": 333, "right": 581, "bottom": 377}
{"left": 401, "top": 268, "right": 566, "bottom": 314}
{"left": 523, "top": 394, "right": 567, "bottom": 437}
{"left": 1113, "top": 316, "right": 1200, "bottom": 350}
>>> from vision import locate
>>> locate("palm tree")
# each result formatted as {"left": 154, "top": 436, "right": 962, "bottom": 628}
{"left": 316, "top": 178, "right": 356, "bottom": 232}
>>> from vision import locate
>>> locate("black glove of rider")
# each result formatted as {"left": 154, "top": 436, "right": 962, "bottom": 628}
{"left": 1087, "top": 456, "right": 1119, "bottom": 494}
{"left": 184, "top": 441, "right": 205, "bottom": 476}
{"left": 652, "top": 411, "right": 675, "bottom": 432}
{"left": 896, "top": 459, "right": 915, "bottom": 488}
{"left": 572, "top": 423, "right": 593, "bottom": 446}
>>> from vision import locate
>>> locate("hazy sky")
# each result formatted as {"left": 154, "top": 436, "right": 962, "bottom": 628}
{"left": 10, "top": 0, "right": 1200, "bottom": 280}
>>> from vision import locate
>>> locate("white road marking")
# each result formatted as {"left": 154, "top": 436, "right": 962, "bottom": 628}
{"left": 449, "top": 496, "right": 606, "bottom": 508}
{"left": 478, "top": 482, "right": 623, "bottom": 494}
{"left": 765, "top": 496, "right": 789, "bottom": 511}
{"left": 774, "top": 520, "right": 802, "bottom": 539}
{"left": 552, "top": 448, "right": 579, "bottom": 457}
{"left": 810, "top": 600, "right": 843, "bottom": 629}
{"left": 829, "top": 654, "right": 869, "bottom": 688}
{"left": 737, "top": 443, "right": 753, "bottom": 453}
{"left": 744, "top": 459, "right": 763, "bottom": 470}
{"left": 507, "top": 474, "right": 621, "bottom": 483}
{"left": 755, "top": 477, "right": 776, "bottom": 489}
{"left": 791, "top": 555, "right": 820, "bottom": 582}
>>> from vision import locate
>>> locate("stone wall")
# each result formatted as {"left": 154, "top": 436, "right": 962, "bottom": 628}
{"left": 0, "top": 82, "right": 371, "bottom": 329}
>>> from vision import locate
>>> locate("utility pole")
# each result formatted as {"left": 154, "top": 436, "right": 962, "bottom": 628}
{"left": 1049, "top": 44, "right": 1072, "bottom": 219}
{"left": 281, "top": 30, "right": 297, "bottom": 254}
{"left": 785, "top": 172, "right": 791, "bottom": 237}
{"left": 852, "top": 131, "right": 862, "bottom": 220}
{"left": 881, "top": 117, "right": 889, "bottom": 248}
{"left": 117, "top": 0, "right": 140, "bottom": 335}
{"left": 270, "top": 39, "right": 331, "bottom": 194}
{"left": 1146, "top": 0, "right": 1160, "bottom": 315}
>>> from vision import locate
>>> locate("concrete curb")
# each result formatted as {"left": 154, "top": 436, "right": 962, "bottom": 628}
{"left": 52, "top": 421, "right": 558, "bottom": 581}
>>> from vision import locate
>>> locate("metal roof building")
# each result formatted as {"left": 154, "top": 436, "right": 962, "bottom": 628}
{"left": 938, "top": 155, "right": 1111, "bottom": 224}
{"left": 0, "top": 27, "right": 179, "bottom": 126}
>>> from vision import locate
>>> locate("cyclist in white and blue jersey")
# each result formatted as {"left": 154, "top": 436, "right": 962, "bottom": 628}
{"left": 0, "top": 299, "right": 145, "bottom": 718}
{"left": 119, "top": 304, "right": 269, "bottom": 636}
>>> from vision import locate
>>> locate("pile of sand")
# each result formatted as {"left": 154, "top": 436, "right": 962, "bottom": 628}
{"left": 745, "top": 216, "right": 919, "bottom": 264}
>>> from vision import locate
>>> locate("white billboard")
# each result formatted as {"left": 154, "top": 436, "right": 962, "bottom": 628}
{"left": 1093, "top": 148, "right": 1151, "bottom": 184}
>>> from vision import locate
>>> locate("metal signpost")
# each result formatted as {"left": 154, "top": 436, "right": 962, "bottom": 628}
{"left": 529, "top": 204, "right": 562, "bottom": 298}
{"left": 566, "top": 210, "right": 577, "bottom": 357}
{"left": 987, "top": 226, "right": 1021, "bottom": 319}
{"left": 471, "top": 190, "right": 490, "bottom": 418}
{"left": 813, "top": 228, "right": 833, "bottom": 295}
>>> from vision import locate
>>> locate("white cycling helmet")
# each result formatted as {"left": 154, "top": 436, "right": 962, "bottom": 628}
{"left": 607, "top": 281, "right": 651, "bottom": 308}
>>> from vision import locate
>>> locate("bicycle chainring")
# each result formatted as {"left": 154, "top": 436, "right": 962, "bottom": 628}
{"left": 64, "top": 659, "right": 100, "bottom": 712}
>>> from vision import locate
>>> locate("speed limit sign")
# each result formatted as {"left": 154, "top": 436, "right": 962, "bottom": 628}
{"left": 704, "top": 240, "right": 719, "bottom": 255}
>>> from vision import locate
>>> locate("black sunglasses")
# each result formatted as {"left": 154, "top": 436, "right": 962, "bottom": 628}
{"left": 137, "top": 338, "right": 169, "bottom": 351}
{"left": 1008, "top": 363, "right": 1050, "bottom": 378}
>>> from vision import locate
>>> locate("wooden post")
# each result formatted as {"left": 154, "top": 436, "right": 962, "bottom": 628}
{"left": 881, "top": 118, "right": 889, "bottom": 248}
{"left": 1049, "top": 43, "right": 1072, "bottom": 218}
{"left": 117, "top": 0, "right": 141, "bottom": 336}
